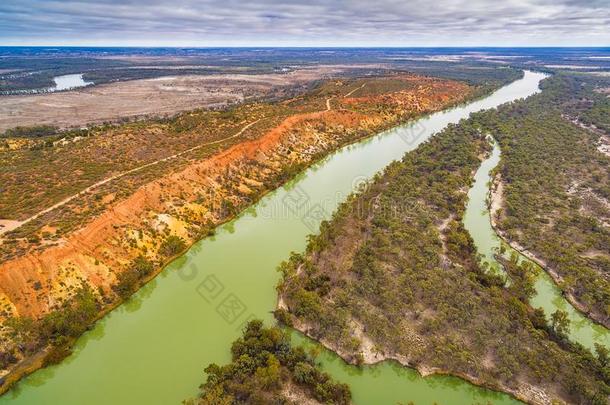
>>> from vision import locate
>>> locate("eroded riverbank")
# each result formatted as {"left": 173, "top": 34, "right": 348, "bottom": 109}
{"left": 0, "top": 74, "right": 472, "bottom": 393}
{"left": 0, "top": 71, "right": 549, "bottom": 405}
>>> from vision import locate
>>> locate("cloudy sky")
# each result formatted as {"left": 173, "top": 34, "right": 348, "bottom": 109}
{"left": 1, "top": 0, "right": 608, "bottom": 46}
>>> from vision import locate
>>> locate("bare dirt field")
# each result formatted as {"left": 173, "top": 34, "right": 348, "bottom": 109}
{"left": 0, "top": 64, "right": 384, "bottom": 131}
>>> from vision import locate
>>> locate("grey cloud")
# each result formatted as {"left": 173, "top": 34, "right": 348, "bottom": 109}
{"left": 0, "top": 0, "right": 608, "bottom": 45}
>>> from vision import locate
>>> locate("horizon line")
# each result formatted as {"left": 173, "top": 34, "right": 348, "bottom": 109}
{"left": 1, "top": 45, "right": 609, "bottom": 49}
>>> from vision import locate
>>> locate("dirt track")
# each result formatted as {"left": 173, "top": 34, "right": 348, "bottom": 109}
{"left": 0, "top": 119, "right": 262, "bottom": 236}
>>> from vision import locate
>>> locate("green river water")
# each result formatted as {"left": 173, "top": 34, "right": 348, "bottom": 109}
{"left": 3, "top": 70, "right": 601, "bottom": 405}
{"left": 463, "top": 140, "right": 610, "bottom": 353}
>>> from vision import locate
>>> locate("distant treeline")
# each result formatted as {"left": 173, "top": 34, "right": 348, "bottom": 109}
{"left": 1, "top": 125, "right": 59, "bottom": 138}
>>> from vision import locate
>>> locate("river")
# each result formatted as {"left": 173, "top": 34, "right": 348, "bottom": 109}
{"left": 1, "top": 71, "right": 556, "bottom": 405}
{"left": 50, "top": 74, "right": 93, "bottom": 92}
{"left": 0, "top": 74, "right": 93, "bottom": 96}
{"left": 463, "top": 140, "right": 610, "bottom": 352}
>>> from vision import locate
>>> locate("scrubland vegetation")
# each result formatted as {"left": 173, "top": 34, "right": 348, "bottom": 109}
{"left": 1, "top": 70, "right": 493, "bottom": 392}
{"left": 0, "top": 103, "right": 285, "bottom": 221}
{"left": 1, "top": 44, "right": 609, "bottom": 402}
{"left": 277, "top": 90, "right": 610, "bottom": 403}
{"left": 1, "top": 286, "right": 99, "bottom": 370}
{"left": 187, "top": 320, "right": 351, "bottom": 405}
{"left": 0, "top": 47, "right": 525, "bottom": 94}
{"left": 472, "top": 72, "right": 610, "bottom": 326}
{"left": 0, "top": 125, "right": 59, "bottom": 139}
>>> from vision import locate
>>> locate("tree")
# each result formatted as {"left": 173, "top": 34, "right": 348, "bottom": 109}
{"left": 529, "top": 307, "right": 547, "bottom": 330}
{"left": 293, "top": 362, "right": 315, "bottom": 385}
{"left": 254, "top": 354, "right": 282, "bottom": 390}
{"left": 595, "top": 343, "right": 609, "bottom": 367}
{"left": 131, "top": 255, "right": 154, "bottom": 276}
{"left": 159, "top": 235, "right": 186, "bottom": 257}
{"left": 550, "top": 310, "right": 570, "bottom": 338}
{"left": 193, "top": 320, "right": 351, "bottom": 404}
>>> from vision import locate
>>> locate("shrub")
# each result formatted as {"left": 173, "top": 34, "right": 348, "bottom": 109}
{"left": 158, "top": 235, "right": 186, "bottom": 257}
{"left": 192, "top": 320, "right": 351, "bottom": 404}
{"left": 113, "top": 256, "right": 154, "bottom": 299}
{"left": 2, "top": 125, "right": 58, "bottom": 138}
